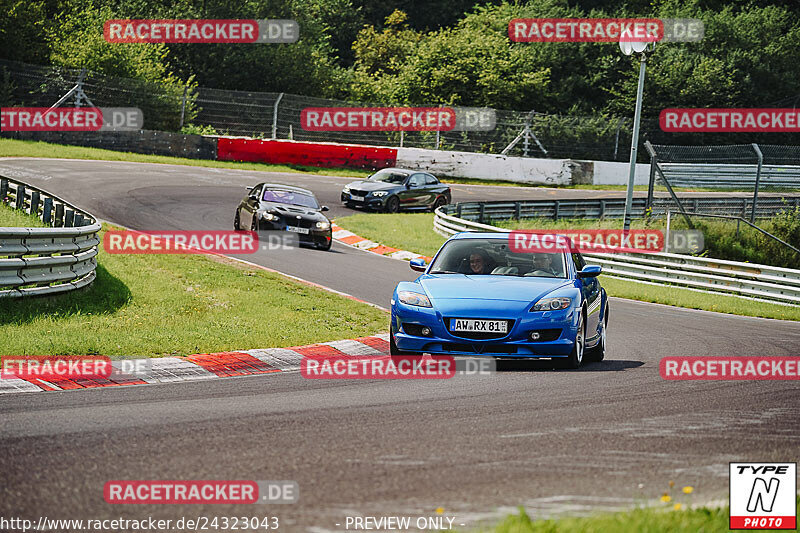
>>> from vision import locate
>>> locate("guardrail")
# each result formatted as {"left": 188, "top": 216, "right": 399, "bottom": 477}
{"left": 442, "top": 196, "right": 800, "bottom": 223}
{"left": 433, "top": 206, "right": 800, "bottom": 305}
{"left": 1, "top": 176, "right": 100, "bottom": 297}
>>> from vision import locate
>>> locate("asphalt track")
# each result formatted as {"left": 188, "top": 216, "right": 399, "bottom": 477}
{"left": 1, "top": 158, "right": 799, "bottom": 532}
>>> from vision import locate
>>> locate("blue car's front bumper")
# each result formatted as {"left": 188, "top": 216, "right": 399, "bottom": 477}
{"left": 391, "top": 299, "right": 580, "bottom": 358}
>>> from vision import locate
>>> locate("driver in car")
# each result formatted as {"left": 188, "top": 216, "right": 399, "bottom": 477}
{"left": 468, "top": 251, "right": 493, "bottom": 274}
{"left": 531, "top": 252, "right": 559, "bottom": 276}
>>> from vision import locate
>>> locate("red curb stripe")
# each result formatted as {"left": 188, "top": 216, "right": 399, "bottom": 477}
{"left": 339, "top": 235, "right": 366, "bottom": 245}
{"left": 354, "top": 336, "right": 390, "bottom": 353}
{"left": 292, "top": 344, "right": 350, "bottom": 359}
{"left": 26, "top": 378, "right": 59, "bottom": 391}
{"left": 183, "top": 351, "right": 280, "bottom": 377}
{"left": 370, "top": 245, "right": 400, "bottom": 255}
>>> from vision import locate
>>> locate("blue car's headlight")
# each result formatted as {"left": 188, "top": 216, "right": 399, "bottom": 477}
{"left": 372, "top": 191, "right": 388, "bottom": 197}
{"left": 531, "top": 297, "right": 571, "bottom": 311}
{"left": 397, "top": 290, "right": 432, "bottom": 307}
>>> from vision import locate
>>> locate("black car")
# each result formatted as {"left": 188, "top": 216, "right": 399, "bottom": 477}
{"left": 341, "top": 168, "right": 451, "bottom": 213}
{"left": 234, "top": 183, "right": 332, "bottom": 250}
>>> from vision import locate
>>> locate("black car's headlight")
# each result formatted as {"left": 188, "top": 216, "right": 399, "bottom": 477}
{"left": 397, "top": 291, "right": 432, "bottom": 307}
{"left": 531, "top": 297, "right": 571, "bottom": 311}
{"left": 372, "top": 191, "right": 388, "bottom": 197}
{"left": 260, "top": 212, "right": 279, "bottom": 221}
{"left": 315, "top": 221, "right": 331, "bottom": 230}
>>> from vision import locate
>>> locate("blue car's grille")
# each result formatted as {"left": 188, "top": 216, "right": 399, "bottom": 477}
{"left": 444, "top": 318, "right": 515, "bottom": 340}
{"left": 442, "top": 343, "right": 517, "bottom": 354}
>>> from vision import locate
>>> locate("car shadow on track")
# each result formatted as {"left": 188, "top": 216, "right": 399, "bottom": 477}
{"left": 495, "top": 359, "right": 644, "bottom": 372}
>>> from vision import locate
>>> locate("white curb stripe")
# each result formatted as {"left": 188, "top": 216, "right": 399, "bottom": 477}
{"left": 322, "top": 339, "right": 383, "bottom": 356}
{"left": 142, "top": 357, "right": 217, "bottom": 383}
{"left": 245, "top": 348, "right": 304, "bottom": 371}
{"left": 332, "top": 229, "right": 357, "bottom": 239}
{"left": 0, "top": 378, "right": 44, "bottom": 394}
{"left": 353, "top": 240, "right": 380, "bottom": 250}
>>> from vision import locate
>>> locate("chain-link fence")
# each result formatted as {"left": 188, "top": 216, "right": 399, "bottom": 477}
{"left": 2, "top": 58, "right": 646, "bottom": 161}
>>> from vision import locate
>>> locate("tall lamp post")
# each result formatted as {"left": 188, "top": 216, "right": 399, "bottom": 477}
{"left": 620, "top": 40, "right": 655, "bottom": 231}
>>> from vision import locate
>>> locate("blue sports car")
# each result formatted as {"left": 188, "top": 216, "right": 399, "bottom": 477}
{"left": 390, "top": 232, "right": 609, "bottom": 368}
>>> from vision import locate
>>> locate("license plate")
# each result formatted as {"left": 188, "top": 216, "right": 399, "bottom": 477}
{"left": 286, "top": 226, "right": 309, "bottom": 235}
{"left": 350, "top": 195, "right": 365, "bottom": 202}
{"left": 450, "top": 319, "right": 507, "bottom": 333}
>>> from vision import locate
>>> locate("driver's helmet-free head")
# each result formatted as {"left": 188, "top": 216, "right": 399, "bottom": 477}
{"left": 532, "top": 252, "right": 551, "bottom": 269}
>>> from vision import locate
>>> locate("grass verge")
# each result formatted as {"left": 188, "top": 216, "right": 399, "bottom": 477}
{"left": 0, "top": 204, "right": 386, "bottom": 356}
{"left": 483, "top": 499, "right": 800, "bottom": 533}
{"left": 334, "top": 212, "right": 800, "bottom": 321}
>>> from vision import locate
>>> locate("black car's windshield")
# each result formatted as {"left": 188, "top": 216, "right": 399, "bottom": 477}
{"left": 428, "top": 238, "right": 567, "bottom": 278}
{"left": 367, "top": 169, "right": 409, "bottom": 184}
{"left": 262, "top": 189, "right": 319, "bottom": 209}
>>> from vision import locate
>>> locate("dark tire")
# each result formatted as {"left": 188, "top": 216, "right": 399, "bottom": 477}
{"left": 586, "top": 303, "right": 608, "bottom": 363}
{"left": 558, "top": 311, "right": 585, "bottom": 369}
{"left": 233, "top": 210, "right": 241, "bottom": 231}
{"left": 317, "top": 237, "right": 332, "bottom": 251}
{"left": 431, "top": 196, "right": 447, "bottom": 212}
{"left": 384, "top": 196, "right": 400, "bottom": 213}
{"left": 389, "top": 330, "right": 421, "bottom": 357}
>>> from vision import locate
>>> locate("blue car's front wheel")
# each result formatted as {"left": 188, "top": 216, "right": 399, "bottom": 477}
{"left": 389, "top": 330, "right": 421, "bottom": 357}
{"left": 558, "top": 312, "right": 585, "bottom": 369}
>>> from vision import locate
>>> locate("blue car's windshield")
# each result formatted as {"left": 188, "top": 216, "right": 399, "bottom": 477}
{"left": 262, "top": 188, "right": 319, "bottom": 209}
{"left": 428, "top": 238, "right": 567, "bottom": 278}
{"left": 367, "top": 169, "right": 409, "bottom": 184}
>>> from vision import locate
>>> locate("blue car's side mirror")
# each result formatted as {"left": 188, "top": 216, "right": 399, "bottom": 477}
{"left": 409, "top": 258, "right": 427, "bottom": 272}
{"left": 577, "top": 265, "right": 602, "bottom": 278}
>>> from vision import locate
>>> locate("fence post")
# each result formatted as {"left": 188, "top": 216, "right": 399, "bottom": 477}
{"left": 400, "top": 130, "right": 404, "bottom": 147}
{"left": 43, "top": 197, "right": 53, "bottom": 225}
{"left": 664, "top": 210, "right": 671, "bottom": 253}
{"left": 553, "top": 200, "right": 560, "bottom": 220}
{"left": 272, "top": 93, "right": 284, "bottom": 139}
{"left": 600, "top": 200, "right": 606, "bottom": 219}
{"left": 0, "top": 178, "right": 7, "bottom": 203}
{"left": 65, "top": 209, "right": 75, "bottom": 227}
{"left": 54, "top": 203, "right": 64, "bottom": 227}
{"left": 478, "top": 203, "right": 485, "bottom": 223}
{"left": 30, "top": 191, "right": 40, "bottom": 217}
{"left": 751, "top": 143, "right": 763, "bottom": 223}
{"left": 15, "top": 185, "right": 25, "bottom": 210}
{"left": 613, "top": 118, "right": 623, "bottom": 160}
{"left": 523, "top": 114, "right": 531, "bottom": 157}
{"left": 179, "top": 83, "right": 189, "bottom": 129}
{"left": 514, "top": 202, "right": 521, "bottom": 220}
{"left": 435, "top": 104, "right": 443, "bottom": 150}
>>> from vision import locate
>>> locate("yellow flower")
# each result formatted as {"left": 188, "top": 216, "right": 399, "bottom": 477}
{"left": 661, "top": 494, "right": 672, "bottom": 503}
{"left": 674, "top": 503, "right": 682, "bottom": 511}
{"left": 435, "top": 507, "right": 444, "bottom": 515}
{"left": 682, "top": 486, "right": 693, "bottom": 494}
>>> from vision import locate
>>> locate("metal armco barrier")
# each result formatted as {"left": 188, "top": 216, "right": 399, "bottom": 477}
{"left": 433, "top": 206, "right": 800, "bottom": 305}
{"left": 441, "top": 196, "right": 799, "bottom": 224}
{"left": 0, "top": 176, "right": 100, "bottom": 297}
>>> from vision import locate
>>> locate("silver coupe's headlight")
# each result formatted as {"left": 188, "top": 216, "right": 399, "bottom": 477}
{"left": 315, "top": 221, "right": 331, "bottom": 229}
{"left": 397, "top": 291, "right": 432, "bottom": 307}
{"left": 261, "top": 212, "right": 278, "bottom": 221}
{"left": 531, "top": 297, "right": 571, "bottom": 311}
{"left": 372, "top": 191, "right": 388, "bottom": 197}
{"left": 343, "top": 186, "right": 351, "bottom": 194}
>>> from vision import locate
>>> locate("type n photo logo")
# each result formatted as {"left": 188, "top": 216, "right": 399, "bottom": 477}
{"left": 729, "top": 463, "right": 796, "bottom": 530}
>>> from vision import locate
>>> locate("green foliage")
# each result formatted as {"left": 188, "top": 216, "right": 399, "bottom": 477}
{"left": 180, "top": 123, "right": 219, "bottom": 136}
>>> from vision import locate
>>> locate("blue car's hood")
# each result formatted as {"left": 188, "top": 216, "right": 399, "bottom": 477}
{"left": 419, "top": 275, "right": 570, "bottom": 303}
